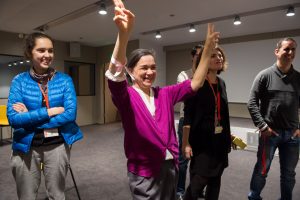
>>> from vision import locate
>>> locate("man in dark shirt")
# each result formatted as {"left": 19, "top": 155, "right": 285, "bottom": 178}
{"left": 247, "top": 37, "right": 300, "bottom": 200}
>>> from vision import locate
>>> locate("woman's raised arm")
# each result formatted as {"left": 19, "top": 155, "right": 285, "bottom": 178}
{"left": 108, "top": 2, "right": 135, "bottom": 76}
{"left": 191, "top": 23, "right": 220, "bottom": 91}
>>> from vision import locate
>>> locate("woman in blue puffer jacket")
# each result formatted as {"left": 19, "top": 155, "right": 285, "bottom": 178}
{"left": 7, "top": 32, "right": 83, "bottom": 200}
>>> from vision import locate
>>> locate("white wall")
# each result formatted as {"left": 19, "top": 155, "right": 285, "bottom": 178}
{"left": 220, "top": 37, "right": 300, "bottom": 103}
{"left": 165, "top": 34, "right": 300, "bottom": 117}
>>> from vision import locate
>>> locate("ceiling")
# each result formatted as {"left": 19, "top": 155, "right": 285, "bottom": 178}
{"left": 0, "top": 0, "right": 299, "bottom": 47}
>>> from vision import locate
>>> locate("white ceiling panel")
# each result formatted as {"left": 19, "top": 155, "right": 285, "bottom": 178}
{"left": 0, "top": 0, "right": 299, "bottom": 47}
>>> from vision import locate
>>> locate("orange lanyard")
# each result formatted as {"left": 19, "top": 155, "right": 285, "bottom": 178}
{"left": 38, "top": 83, "right": 50, "bottom": 108}
{"left": 206, "top": 77, "right": 221, "bottom": 122}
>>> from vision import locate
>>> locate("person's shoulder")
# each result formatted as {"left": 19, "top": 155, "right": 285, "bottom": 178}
{"left": 12, "top": 71, "right": 29, "bottom": 82}
{"left": 54, "top": 71, "right": 72, "bottom": 80}
{"left": 185, "top": 69, "right": 193, "bottom": 77}
{"left": 292, "top": 69, "right": 300, "bottom": 82}
{"left": 218, "top": 76, "right": 226, "bottom": 86}
{"left": 257, "top": 65, "right": 273, "bottom": 77}
{"left": 177, "top": 68, "right": 192, "bottom": 81}
{"left": 218, "top": 76, "right": 225, "bottom": 83}
{"left": 177, "top": 70, "right": 186, "bottom": 77}
{"left": 292, "top": 67, "right": 300, "bottom": 76}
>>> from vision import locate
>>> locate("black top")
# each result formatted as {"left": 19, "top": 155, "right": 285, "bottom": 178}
{"left": 247, "top": 64, "right": 300, "bottom": 130}
{"left": 184, "top": 77, "right": 231, "bottom": 176}
{"left": 31, "top": 81, "right": 64, "bottom": 147}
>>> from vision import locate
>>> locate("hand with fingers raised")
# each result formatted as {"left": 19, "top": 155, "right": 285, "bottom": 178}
{"left": 113, "top": 4, "right": 135, "bottom": 35}
{"left": 205, "top": 23, "right": 220, "bottom": 49}
{"left": 112, "top": 0, "right": 125, "bottom": 9}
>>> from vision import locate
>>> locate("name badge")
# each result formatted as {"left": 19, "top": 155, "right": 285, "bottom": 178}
{"left": 44, "top": 128, "right": 59, "bottom": 138}
{"left": 215, "top": 126, "right": 223, "bottom": 134}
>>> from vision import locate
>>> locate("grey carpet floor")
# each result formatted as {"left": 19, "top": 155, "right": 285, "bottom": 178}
{"left": 1, "top": 121, "right": 300, "bottom": 200}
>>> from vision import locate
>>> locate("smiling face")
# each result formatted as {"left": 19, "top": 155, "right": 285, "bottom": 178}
{"left": 275, "top": 40, "right": 297, "bottom": 67}
{"left": 209, "top": 48, "right": 224, "bottom": 73}
{"left": 31, "top": 37, "right": 54, "bottom": 74}
{"left": 131, "top": 55, "right": 156, "bottom": 93}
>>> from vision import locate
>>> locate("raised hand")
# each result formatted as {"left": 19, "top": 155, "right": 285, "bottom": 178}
{"left": 113, "top": 6, "right": 135, "bottom": 34}
{"left": 205, "top": 23, "right": 220, "bottom": 49}
{"left": 190, "top": 23, "right": 220, "bottom": 91}
{"left": 112, "top": 0, "right": 125, "bottom": 9}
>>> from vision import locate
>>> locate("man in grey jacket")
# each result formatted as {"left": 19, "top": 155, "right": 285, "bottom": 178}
{"left": 247, "top": 37, "right": 300, "bottom": 200}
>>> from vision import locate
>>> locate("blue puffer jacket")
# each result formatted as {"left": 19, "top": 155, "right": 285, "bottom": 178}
{"left": 7, "top": 71, "right": 83, "bottom": 153}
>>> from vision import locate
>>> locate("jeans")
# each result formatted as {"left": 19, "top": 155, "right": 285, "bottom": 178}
{"left": 177, "top": 117, "right": 189, "bottom": 196}
{"left": 248, "top": 129, "right": 299, "bottom": 200}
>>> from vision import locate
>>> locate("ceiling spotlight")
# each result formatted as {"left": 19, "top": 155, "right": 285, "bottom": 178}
{"left": 18, "top": 33, "right": 24, "bottom": 39}
{"left": 155, "top": 31, "right": 162, "bottom": 39}
{"left": 36, "top": 25, "right": 48, "bottom": 33}
{"left": 189, "top": 24, "right": 196, "bottom": 33}
{"left": 8, "top": 63, "right": 12, "bottom": 67}
{"left": 98, "top": 2, "right": 107, "bottom": 15}
{"left": 286, "top": 6, "right": 295, "bottom": 17}
{"left": 233, "top": 15, "right": 241, "bottom": 25}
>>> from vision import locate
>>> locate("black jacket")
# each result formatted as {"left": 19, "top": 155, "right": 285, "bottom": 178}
{"left": 184, "top": 77, "right": 231, "bottom": 176}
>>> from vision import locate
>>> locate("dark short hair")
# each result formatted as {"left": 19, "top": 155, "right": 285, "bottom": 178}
{"left": 191, "top": 44, "right": 204, "bottom": 57}
{"left": 127, "top": 49, "right": 156, "bottom": 69}
{"left": 24, "top": 32, "right": 54, "bottom": 59}
{"left": 276, "top": 37, "right": 297, "bottom": 49}
{"left": 195, "top": 46, "right": 228, "bottom": 74}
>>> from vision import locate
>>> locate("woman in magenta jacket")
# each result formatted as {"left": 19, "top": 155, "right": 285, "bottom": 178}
{"left": 106, "top": 1, "right": 220, "bottom": 199}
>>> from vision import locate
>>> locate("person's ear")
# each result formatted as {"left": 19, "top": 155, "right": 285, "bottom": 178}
{"left": 274, "top": 48, "right": 279, "bottom": 55}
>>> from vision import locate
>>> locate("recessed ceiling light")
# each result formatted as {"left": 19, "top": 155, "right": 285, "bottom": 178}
{"left": 233, "top": 15, "right": 241, "bottom": 25}
{"left": 286, "top": 6, "right": 295, "bottom": 17}
{"left": 155, "top": 31, "right": 162, "bottom": 39}
{"left": 189, "top": 24, "right": 196, "bottom": 33}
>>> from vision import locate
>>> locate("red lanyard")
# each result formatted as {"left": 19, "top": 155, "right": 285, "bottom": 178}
{"left": 206, "top": 77, "right": 221, "bottom": 122}
{"left": 38, "top": 83, "right": 50, "bottom": 108}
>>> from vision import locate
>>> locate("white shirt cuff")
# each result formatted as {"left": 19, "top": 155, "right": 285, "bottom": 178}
{"left": 105, "top": 69, "right": 126, "bottom": 82}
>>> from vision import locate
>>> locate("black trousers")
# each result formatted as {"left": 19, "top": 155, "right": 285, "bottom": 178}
{"left": 184, "top": 173, "right": 222, "bottom": 200}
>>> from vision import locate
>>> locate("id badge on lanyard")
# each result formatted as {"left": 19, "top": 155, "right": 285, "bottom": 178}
{"left": 38, "top": 83, "right": 59, "bottom": 138}
{"left": 214, "top": 106, "right": 223, "bottom": 134}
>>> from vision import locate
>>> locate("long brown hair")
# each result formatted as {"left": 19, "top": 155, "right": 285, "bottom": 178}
{"left": 24, "top": 32, "right": 54, "bottom": 59}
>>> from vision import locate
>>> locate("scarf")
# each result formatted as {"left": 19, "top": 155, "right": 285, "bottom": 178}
{"left": 29, "top": 67, "right": 56, "bottom": 85}
{"left": 29, "top": 67, "right": 56, "bottom": 106}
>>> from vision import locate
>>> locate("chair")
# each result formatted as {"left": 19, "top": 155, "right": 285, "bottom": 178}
{"left": 0, "top": 105, "right": 12, "bottom": 144}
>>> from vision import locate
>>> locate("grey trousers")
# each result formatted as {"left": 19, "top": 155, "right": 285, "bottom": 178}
{"left": 11, "top": 143, "right": 70, "bottom": 200}
{"left": 128, "top": 160, "right": 178, "bottom": 200}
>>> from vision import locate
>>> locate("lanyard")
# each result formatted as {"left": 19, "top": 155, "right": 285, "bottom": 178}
{"left": 206, "top": 77, "right": 221, "bottom": 123}
{"left": 38, "top": 83, "right": 50, "bottom": 108}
